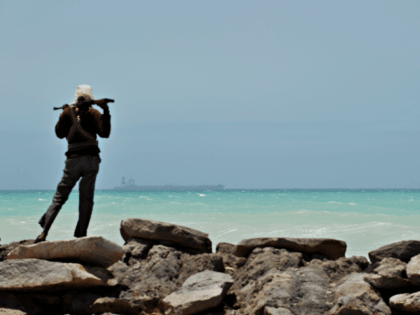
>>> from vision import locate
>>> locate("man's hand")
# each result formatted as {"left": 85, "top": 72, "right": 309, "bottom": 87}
{"left": 94, "top": 98, "right": 114, "bottom": 110}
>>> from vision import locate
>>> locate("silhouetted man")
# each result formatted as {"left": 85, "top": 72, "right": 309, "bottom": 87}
{"left": 35, "top": 85, "right": 112, "bottom": 243}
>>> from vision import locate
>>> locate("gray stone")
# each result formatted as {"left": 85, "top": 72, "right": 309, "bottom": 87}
{"left": 216, "top": 242, "right": 246, "bottom": 276}
{"left": 390, "top": 292, "right": 420, "bottom": 313}
{"left": 120, "top": 218, "right": 212, "bottom": 253}
{"left": 365, "top": 257, "right": 410, "bottom": 289}
{"left": 328, "top": 273, "right": 391, "bottom": 315}
{"left": 160, "top": 270, "right": 234, "bottom": 315}
{"left": 0, "top": 259, "right": 111, "bottom": 291}
{"left": 108, "top": 245, "right": 224, "bottom": 312}
{"left": 368, "top": 240, "right": 420, "bottom": 263}
{"left": 407, "top": 254, "right": 420, "bottom": 285}
{"left": 7, "top": 236, "right": 124, "bottom": 268}
{"left": 234, "top": 237, "right": 346, "bottom": 260}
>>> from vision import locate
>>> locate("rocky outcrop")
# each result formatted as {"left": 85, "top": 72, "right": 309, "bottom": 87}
{"left": 368, "top": 240, "right": 420, "bottom": 263}
{"left": 120, "top": 218, "right": 212, "bottom": 254}
{"left": 160, "top": 270, "right": 234, "bottom": 315}
{"left": 0, "top": 259, "right": 113, "bottom": 291}
{"left": 234, "top": 237, "right": 347, "bottom": 260}
{"left": 7, "top": 236, "right": 123, "bottom": 268}
{"left": 229, "top": 246, "right": 368, "bottom": 315}
{"left": 5, "top": 219, "right": 420, "bottom": 314}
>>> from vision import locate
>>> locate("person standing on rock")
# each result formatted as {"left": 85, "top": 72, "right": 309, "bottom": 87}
{"left": 35, "top": 85, "right": 113, "bottom": 243}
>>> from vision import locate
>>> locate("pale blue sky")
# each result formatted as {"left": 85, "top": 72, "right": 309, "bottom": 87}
{"left": 1, "top": 1, "right": 420, "bottom": 189}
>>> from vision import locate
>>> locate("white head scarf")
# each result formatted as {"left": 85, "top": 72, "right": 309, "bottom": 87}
{"left": 71, "top": 84, "right": 95, "bottom": 105}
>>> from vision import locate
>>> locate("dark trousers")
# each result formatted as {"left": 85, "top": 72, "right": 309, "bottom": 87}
{"left": 38, "top": 155, "right": 101, "bottom": 237}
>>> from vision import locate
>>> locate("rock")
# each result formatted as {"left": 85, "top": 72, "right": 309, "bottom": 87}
{"left": 230, "top": 247, "right": 376, "bottom": 315}
{"left": 0, "top": 259, "right": 112, "bottom": 291}
{"left": 7, "top": 236, "right": 123, "bottom": 268}
{"left": 328, "top": 273, "right": 392, "bottom": 315}
{"left": 120, "top": 218, "right": 212, "bottom": 253}
{"left": 230, "top": 247, "right": 330, "bottom": 314}
{"left": 0, "top": 309, "right": 27, "bottom": 315}
{"left": 320, "top": 256, "right": 367, "bottom": 283}
{"left": 407, "top": 254, "right": 420, "bottom": 286}
{"left": 364, "top": 257, "right": 410, "bottom": 289}
{"left": 0, "top": 240, "right": 35, "bottom": 262}
{"left": 121, "top": 237, "right": 155, "bottom": 265}
{"left": 230, "top": 247, "right": 303, "bottom": 299}
{"left": 160, "top": 270, "right": 234, "bottom": 315}
{"left": 109, "top": 245, "right": 225, "bottom": 312}
{"left": 368, "top": 240, "right": 420, "bottom": 263}
{"left": 216, "top": 242, "right": 246, "bottom": 276}
{"left": 234, "top": 237, "right": 346, "bottom": 260}
{"left": 264, "top": 307, "right": 294, "bottom": 315}
{"left": 389, "top": 292, "right": 420, "bottom": 313}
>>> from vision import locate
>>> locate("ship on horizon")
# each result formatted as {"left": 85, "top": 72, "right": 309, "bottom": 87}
{"left": 113, "top": 176, "right": 225, "bottom": 191}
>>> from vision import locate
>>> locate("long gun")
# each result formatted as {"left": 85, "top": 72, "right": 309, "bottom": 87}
{"left": 53, "top": 98, "right": 114, "bottom": 110}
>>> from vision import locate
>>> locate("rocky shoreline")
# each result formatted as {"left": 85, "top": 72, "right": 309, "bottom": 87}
{"left": 1, "top": 218, "right": 420, "bottom": 314}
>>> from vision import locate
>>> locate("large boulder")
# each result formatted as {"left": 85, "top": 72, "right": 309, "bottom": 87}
{"left": 0, "top": 259, "right": 113, "bottom": 291}
{"left": 234, "top": 237, "right": 346, "bottom": 260}
{"left": 328, "top": 273, "right": 392, "bottom": 315}
{"left": 368, "top": 240, "right": 420, "bottom": 263}
{"left": 390, "top": 292, "right": 420, "bottom": 313}
{"left": 7, "top": 236, "right": 123, "bottom": 268}
{"left": 160, "top": 270, "right": 234, "bottom": 315}
{"left": 120, "top": 218, "right": 212, "bottom": 253}
{"left": 407, "top": 254, "right": 420, "bottom": 285}
{"left": 364, "top": 257, "right": 410, "bottom": 289}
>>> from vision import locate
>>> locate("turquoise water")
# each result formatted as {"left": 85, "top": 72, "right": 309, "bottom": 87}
{"left": 1, "top": 189, "right": 420, "bottom": 258}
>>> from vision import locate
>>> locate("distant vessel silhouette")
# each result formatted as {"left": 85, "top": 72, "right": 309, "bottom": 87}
{"left": 114, "top": 176, "right": 225, "bottom": 191}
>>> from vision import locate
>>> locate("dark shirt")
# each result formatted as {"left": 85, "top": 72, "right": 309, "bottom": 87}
{"left": 55, "top": 106, "right": 111, "bottom": 159}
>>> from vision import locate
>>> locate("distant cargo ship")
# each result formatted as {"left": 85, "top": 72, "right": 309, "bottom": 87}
{"left": 113, "top": 177, "right": 225, "bottom": 191}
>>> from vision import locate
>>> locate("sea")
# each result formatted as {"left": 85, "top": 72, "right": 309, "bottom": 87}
{"left": 1, "top": 189, "right": 420, "bottom": 259}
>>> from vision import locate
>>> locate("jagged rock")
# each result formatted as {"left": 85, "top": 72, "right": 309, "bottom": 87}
{"left": 0, "top": 259, "right": 112, "bottom": 291}
{"left": 120, "top": 218, "right": 212, "bottom": 253}
{"left": 7, "top": 236, "right": 123, "bottom": 268}
{"left": 390, "top": 291, "right": 420, "bottom": 313}
{"left": 234, "top": 237, "right": 346, "bottom": 260}
{"left": 215, "top": 242, "right": 246, "bottom": 276}
{"left": 160, "top": 270, "right": 234, "bottom": 315}
{"left": 328, "top": 273, "right": 392, "bottom": 315}
{"left": 0, "top": 309, "right": 27, "bottom": 315}
{"left": 320, "top": 256, "right": 368, "bottom": 283}
{"left": 364, "top": 257, "right": 410, "bottom": 289}
{"left": 230, "top": 247, "right": 329, "bottom": 314}
{"left": 369, "top": 240, "right": 420, "bottom": 264}
{"left": 121, "top": 237, "right": 155, "bottom": 265}
{"left": 230, "top": 247, "right": 372, "bottom": 315}
{"left": 109, "top": 245, "right": 224, "bottom": 312}
{"left": 407, "top": 254, "right": 420, "bottom": 286}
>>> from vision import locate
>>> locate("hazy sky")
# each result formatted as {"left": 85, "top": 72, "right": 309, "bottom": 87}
{"left": 1, "top": 1, "right": 420, "bottom": 189}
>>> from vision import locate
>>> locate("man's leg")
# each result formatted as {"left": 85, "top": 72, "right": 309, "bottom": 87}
{"left": 36, "top": 158, "right": 83, "bottom": 242}
{"left": 74, "top": 156, "right": 101, "bottom": 238}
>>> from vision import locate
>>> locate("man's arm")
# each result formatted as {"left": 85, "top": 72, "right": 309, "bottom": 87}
{"left": 55, "top": 106, "right": 71, "bottom": 139}
{"left": 93, "top": 102, "right": 111, "bottom": 138}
